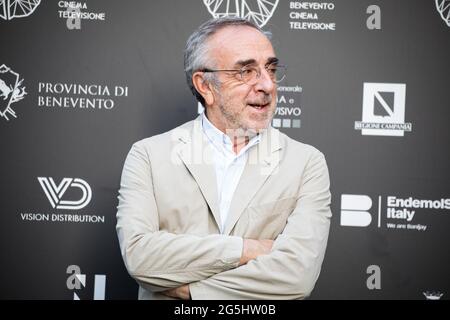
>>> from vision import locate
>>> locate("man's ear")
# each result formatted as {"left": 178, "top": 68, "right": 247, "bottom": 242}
{"left": 192, "top": 72, "right": 215, "bottom": 106}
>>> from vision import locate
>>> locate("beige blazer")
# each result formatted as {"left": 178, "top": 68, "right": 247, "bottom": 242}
{"left": 116, "top": 116, "right": 332, "bottom": 300}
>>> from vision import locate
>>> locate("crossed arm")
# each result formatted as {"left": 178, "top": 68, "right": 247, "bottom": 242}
{"left": 116, "top": 142, "right": 331, "bottom": 299}
{"left": 162, "top": 239, "right": 274, "bottom": 299}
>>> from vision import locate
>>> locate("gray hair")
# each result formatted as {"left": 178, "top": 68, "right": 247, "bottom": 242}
{"left": 184, "top": 17, "right": 272, "bottom": 106}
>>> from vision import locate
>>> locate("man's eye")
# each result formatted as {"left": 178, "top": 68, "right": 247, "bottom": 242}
{"left": 266, "top": 66, "right": 277, "bottom": 74}
{"left": 241, "top": 68, "right": 254, "bottom": 75}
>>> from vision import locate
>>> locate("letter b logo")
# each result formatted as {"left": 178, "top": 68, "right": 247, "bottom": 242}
{"left": 340, "top": 194, "right": 372, "bottom": 227}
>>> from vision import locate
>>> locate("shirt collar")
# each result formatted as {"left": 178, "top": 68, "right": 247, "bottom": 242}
{"left": 201, "top": 112, "right": 260, "bottom": 157}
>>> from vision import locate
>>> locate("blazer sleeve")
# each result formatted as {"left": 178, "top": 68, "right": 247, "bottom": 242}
{"left": 116, "top": 141, "right": 243, "bottom": 292}
{"left": 189, "top": 150, "right": 332, "bottom": 299}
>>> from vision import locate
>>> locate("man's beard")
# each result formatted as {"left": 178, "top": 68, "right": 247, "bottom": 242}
{"left": 217, "top": 94, "right": 275, "bottom": 133}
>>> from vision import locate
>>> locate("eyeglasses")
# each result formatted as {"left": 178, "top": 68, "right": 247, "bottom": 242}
{"left": 200, "top": 64, "right": 287, "bottom": 85}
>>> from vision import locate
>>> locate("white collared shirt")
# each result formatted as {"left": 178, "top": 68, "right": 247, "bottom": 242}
{"left": 201, "top": 112, "right": 260, "bottom": 233}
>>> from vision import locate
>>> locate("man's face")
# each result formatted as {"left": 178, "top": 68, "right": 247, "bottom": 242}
{"left": 206, "top": 26, "right": 278, "bottom": 133}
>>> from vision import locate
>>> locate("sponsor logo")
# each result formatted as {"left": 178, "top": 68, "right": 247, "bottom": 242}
{"left": 272, "top": 85, "right": 302, "bottom": 129}
{"left": 20, "top": 212, "right": 104, "bottom": 223}
{"left": 0, "top": 0, "right": 41, "bottom": 20}
{"left": 289, "top": 1, "right": 336, "bottom": 31}
{"left": 340, "top": 194, "right": 450, "bottom": 232}
{"left": 66, "top": 265, "right": 106, "bottom": 300}
{"left": 203, "top": 0, "right": 279, "bottom": 28}
{"left": 435, "top": 0, "right": 450, "bottom": 27}
{"left": 0, "top": 64, "right": 27, "bottom": 121}
{"left": 57, "top": 1, "right": 106, "bottom": 29}
{"left": 423, "top": 291, "right": 444, "bottom": 300}
{"left": 355, "top": 83, "right": 412, "bottom": 137}
{"left": 37, "top": 82, "right": 128, "bottom": 111}
{"left": 19, "top": 177, "right": 105, "bottom": 224}
{"left": 340, "top": 194, "right": 372, "bottom": 227}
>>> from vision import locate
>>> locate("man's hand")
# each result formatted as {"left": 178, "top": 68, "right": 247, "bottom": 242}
{"left": 162, "top": 284, "right": 191, "bottom": 300}
{"left": 239, "top": 239, "right": 273, "bottom": 266}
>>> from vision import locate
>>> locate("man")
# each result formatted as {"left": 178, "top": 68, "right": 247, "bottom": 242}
{"left": 116, "top": 17, "right": 332, "bottom": 300}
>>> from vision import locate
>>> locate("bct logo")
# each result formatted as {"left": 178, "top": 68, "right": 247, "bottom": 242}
{"left": 354, "top": 83, "right": 412, "bottom": 137}
{"left": 435, "top": 0, "right": 450, "bottom": 27}
{"left": 340, "top": 194, "right": 373, "bottom": 227}
{"left": 66, "top": 265, "right": 106, "bottom": 300}
{"left": 0, "top": 0, "right": 41, "bottom": 20}
{"left": 0, "top": 64, "right": 27, "bottom": 121}
{"left": 38, "top": 177, "right": 92, "bottom": 210}
{"left": 203, "top": 0, "right": 279, "bottom": 28}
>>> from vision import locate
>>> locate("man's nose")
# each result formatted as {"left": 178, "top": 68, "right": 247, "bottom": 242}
{"left": 253, "top": 68, "right": 276, "bottom": 93}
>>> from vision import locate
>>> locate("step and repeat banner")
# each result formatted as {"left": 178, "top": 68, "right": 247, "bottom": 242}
{"left": 1, "top": 0, "right": 449, "bottom": 300}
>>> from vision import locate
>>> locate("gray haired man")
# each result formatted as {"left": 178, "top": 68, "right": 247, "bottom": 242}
{"left": 116, "top": 17, "right": 332, "bottom": 300}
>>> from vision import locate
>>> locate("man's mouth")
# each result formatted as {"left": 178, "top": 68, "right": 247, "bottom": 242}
{"left": 248, "top": 102, "right": 270, "bottom": 110}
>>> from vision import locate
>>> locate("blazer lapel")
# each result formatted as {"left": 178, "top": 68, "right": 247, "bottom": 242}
{"left": 223, "top": 127, "right": 283, "bottom": 235}
{"left": 176, "top": 118, "right": 222, "bottom": 230}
